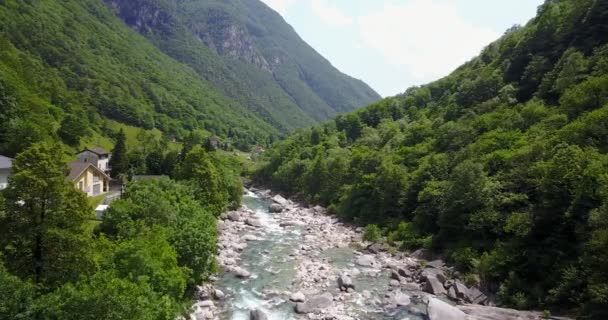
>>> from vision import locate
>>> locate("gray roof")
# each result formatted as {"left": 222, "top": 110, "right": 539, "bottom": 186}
{"left": 0, "top": 156, "right": 13, "bottom": 169}
{"left": 79, "top": 147, "right": 111, "bottom": 156}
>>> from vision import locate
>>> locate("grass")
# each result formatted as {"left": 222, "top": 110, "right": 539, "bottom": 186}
{"left": 88, "top": 194, "right": 107, "bottom": 208}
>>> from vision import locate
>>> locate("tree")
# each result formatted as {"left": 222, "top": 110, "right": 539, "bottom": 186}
{"left": 110, "top": 129, "right": 128, "bottom": 179}
{"left": 179, "top": 146, "right": 226, "bottom": 215}
{"left": 0, "top": 262, "right": 35, "bottom": 320}
{"left": 36, "top": 271, "right": 180, "bottom": 320}
{"left": 58, "top": 114, "right": 89, "bottom": 146}
{"left": 0, "top": 143, "right": 94, "bottom": 289}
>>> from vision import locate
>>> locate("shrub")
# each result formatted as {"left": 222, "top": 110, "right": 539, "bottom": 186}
{"left": 363, "top": 224, "right": 382, "bottom": 242}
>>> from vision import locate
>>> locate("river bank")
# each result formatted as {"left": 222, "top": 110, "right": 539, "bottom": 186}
{"left": 189, "top": 188, "right": 568, "bottom": 320}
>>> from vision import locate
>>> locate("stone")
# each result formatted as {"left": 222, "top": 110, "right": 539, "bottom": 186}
{"left": 312, "top": 205, "right": 325, "bottom": 213}
{"left": 356, "top": 254, "right": 378, "bottom": 268}
{"left": 397, "top": 267, "right": 413, "bottom": 278}
{"left": 367, "top": 242, "right": 385, "bottom": 254}
{"left": 426, "top": 297, "right": 466, "bottom": 320}
{"left": 233, "top": 267, "right": 251, "bottom": 278}
{"left": 466, "top": 286, "right": 488, "bottom": 305}
{"left": 421, "top": 268, "right": 447, "bottom": 283}
{"left": 337, "top": 274, "right": 355, "bottom": 291}
{"left": 269, "top": 203, "right": 283, "bottom": 213}
{"left": 249, "top": 308, "right": 268, "bottom": 320}
{"left": 447, "top": 286, "right": 458, "bottom": 300}
{"left": 213, "top": 289, "right": 225, "bottom": 300}
{"left": 242, "top": 234, "right": 258, "bottom": 241}
{"left": 390, "top": 270, "right": 401, "bottom": 280}
{"left": 410, "top": 248, "right": 431, "bottom": 260}
{"left": 453, "top": 281, "right": 469, "bottom": 301}
{"left": 390, "top": 279, "right": 401, "bottom": 287}
{"left": 227, "top": 211, "right": 241, "bottom": 222}
{"left": 401, "top": 282, "right": 420, "bottom": 291}
{"left": 280, "top": 220, "right": 306, "bottom": 227}
{"left": 197, "top": 300, "right": 214, "bottom": 308}
{"left": 426, "top": 260, "right": 445, "bottom": 269}
{"left": 390, "top": 290, "right": 411, "bottom": 306}
{"left": 246, "top": 218, "right": 263, "bottom": 228}
{"left": 290, "top": 291, "right": 306, "bottom": 302}
{"left": 295, "top": 292, "right": 333, "bottom": 314}
{"left": 272, "top": 194, "right": 289, "bottom": 206}
{"left": 424, "top": 276, "right": 447, "bottom": 296}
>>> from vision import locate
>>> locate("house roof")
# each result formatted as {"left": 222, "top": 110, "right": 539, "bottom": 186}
{"left": 0, "top": 155, "right": 14, "bottom": 169}
{"left": 78, "top": 147, "right": 111, "bottom": 156}
{"left": 67, "top": 162, "right": 111, "bottom": 181}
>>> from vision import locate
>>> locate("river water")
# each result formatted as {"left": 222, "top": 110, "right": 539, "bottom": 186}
{"left": 213, "top": 192, "right": 428, "bottom": 320}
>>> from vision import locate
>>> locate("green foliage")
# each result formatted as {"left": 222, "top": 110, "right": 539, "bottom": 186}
{"left": 255, "top": 0, "right": 608, "bottom": 315}
{"left": 0, "top": 263, "right": 36, "bottom": 320}
{"left": 0, "top": 143, "right": 95, "bottom": 290}
{"left": 109, "top": 129, "right": 128, "bottom": 178}
{"left": 362, "top": 224, "right": 381, "bottom": 243}
{"left": 36, "top": 271, "right": 180, "bottom": 320}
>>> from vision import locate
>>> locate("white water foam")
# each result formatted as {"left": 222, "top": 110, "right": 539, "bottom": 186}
{"left": 230, "top": 289, "right": 294, "bottom": 320}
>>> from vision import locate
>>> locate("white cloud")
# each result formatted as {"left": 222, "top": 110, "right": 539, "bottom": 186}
{"left": 260, "top": 0, "right": 295, "bottom": 16}
{"left": 310, "top": 0, "right": 353, "bottom": 27}
{"left": 358, "top": 0, "right": 500, "bottom": 82}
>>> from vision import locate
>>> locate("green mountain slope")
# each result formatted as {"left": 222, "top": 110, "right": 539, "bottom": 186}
{"left": 104, "top": 0, "right": 381, "bottom": 131}
{"left": 0, "top": 0, "right": 282, "bottom": 155}
{"left": 256, "top": 0, "right": 608, "bottom": 316}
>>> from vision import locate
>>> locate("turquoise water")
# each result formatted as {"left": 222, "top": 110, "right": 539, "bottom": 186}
{"left": 214, "top": 193, "right": 427, "bottom": 320}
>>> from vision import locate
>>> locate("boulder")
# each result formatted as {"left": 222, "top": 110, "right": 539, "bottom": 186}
{"left": 227, "top": 211, "right": 241, "bottom": 222}
{"left": 410, "top": 248, "right": 432, "bottom": 260}
{"left": 397, "top": 267, "right": 413, "bottom": 278}
{"left": 421, "top": 268, "right": 447, "bottom": 283}
{"left": 246, "top": 218, "right": 263, "bottom": 228}
{"left": 312, "top": 205, "right": 326, "bottom": 214}
{"left": 424, "top": 276, "right": 447, "bottom": 296}
{"left": 249, "top": 308, "right": 268, "bottom": 320}
{"left": 426, "top": 297, "right": 466, "bottom": 320}
{"left": 337, "top": 274, "right": 355, "bottom": 291}
{"left": 272, "top": 194, "right": 289, "bottom": 206}
{"left": 367, "top": 242, "right": 385, "bottom": 254}
{"left": 466, "top": 286, "right": 489, "bottom": 305}
{"left": 390, "top": 270, "right": 401, "bottom": 280}
{"left": 426, "top": 260, "right": 445, "bottom": 269}
{"left": 269, "top": 203, "right": 283, "bottom": 213}
{"left": 389, "top": 290, "right": 411, "bottom": 306}
{"left": 295, "top": 292, "right": 333, "bottom": 314}
{"left": 453, "top": 281, "right": 469, "bottom": 301}
{"left": 356, "top": 254, "right": 378, "bottom": 268}
{"left": 242, "top": 234, "right": 258, "bottom": 241}
{"left": 213, "top": 289, "right": 225, "bottom": 300}
{"left": 232, "top": 267, "right": 251, "bottom": 279}
{"left": 290, "top": 291, "right": 306, "bottom": 302}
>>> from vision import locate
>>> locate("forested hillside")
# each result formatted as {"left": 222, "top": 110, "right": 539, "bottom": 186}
{"left": 255, "top": 0, "right": 608, "bottom": 317}
{"left": 0, "top": 0, "right": 285, "bottom": 155}
{"left": 104, "top": 0, "right": 380, "bottom": 131}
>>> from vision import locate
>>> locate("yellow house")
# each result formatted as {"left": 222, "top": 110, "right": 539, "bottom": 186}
{"left": 68, "top": 162, "right": 111, "bottom": 197}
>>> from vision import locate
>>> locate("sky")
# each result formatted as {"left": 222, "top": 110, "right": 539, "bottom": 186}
{"left": 260, "top": 0, "right": 545, "bottom": 97}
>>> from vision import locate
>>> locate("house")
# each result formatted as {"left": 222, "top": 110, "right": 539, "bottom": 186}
{"left": 76, "top": 147, "right": 112, "bottom": 175}
{"left": 0, "top": 155, "right": 13, "bottom": 190}
{"left": 68, "top": 162, "right": 111, "bottom": 197}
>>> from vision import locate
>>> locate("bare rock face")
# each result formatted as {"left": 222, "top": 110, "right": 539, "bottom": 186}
{"left": 289, "top": 291, "right": 306, "bottom": 302}
{"left": 458, "top": 304, "right": 547, "bottom": 320}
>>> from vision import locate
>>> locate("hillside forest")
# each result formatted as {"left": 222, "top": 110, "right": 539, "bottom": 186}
{"left": 255, "top": 0, "right": 608, "bottom": 318}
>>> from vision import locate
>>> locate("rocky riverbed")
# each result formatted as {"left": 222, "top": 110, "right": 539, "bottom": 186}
{"left": 188, "top": 189, "right": 566, "bottom": 320}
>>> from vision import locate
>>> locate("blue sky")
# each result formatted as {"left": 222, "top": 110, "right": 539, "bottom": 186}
{"left": 260, "top": 0, "right": 545, "bottom": 97}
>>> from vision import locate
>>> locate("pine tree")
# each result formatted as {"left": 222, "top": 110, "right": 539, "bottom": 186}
{"left": 110, "top": 129, "right": 128, "bottom": 179}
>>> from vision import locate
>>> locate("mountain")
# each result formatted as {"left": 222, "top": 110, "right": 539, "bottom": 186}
{"left": 256, "top": 0, "right": 608, "bottom": 317}
{"left": 103, "top": 0, "right": 380, "bottom": 131}
{"left": 0, "top": 0, "right": 379, "bottom": 157}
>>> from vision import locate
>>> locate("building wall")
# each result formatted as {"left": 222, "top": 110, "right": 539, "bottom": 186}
{"left": 0, "top": 168, "right": 11, "bottom": 190}
{"left": 77, "top": 151, "right": 111, "bottom": 174}
{"left": 73, "top": 167, "right": 108, "bottom": 197}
